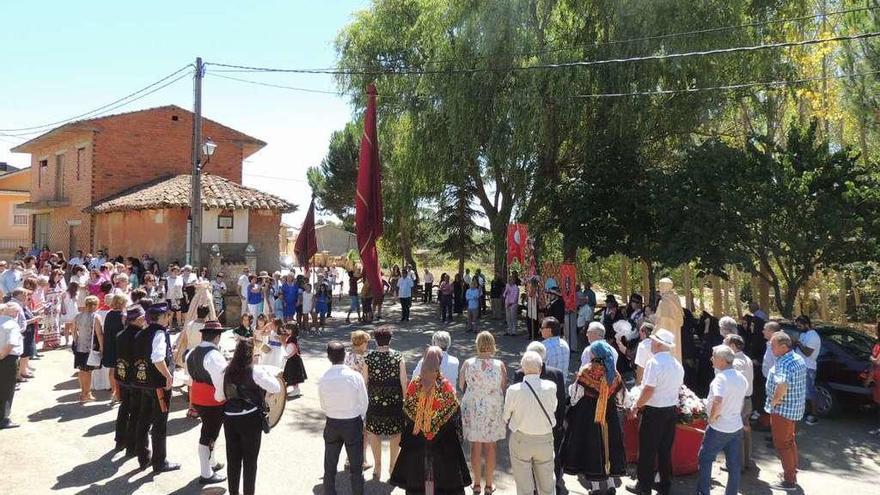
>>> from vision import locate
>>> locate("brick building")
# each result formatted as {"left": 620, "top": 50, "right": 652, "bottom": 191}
{"left": 12, "top": 105, "right": 294, "bottom": 269}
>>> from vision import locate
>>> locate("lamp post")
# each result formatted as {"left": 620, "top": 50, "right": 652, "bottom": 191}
{"left": 189, "top": 135, "right": 217, "bottom": 268}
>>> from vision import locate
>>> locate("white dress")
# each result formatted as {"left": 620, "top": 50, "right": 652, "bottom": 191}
{"left": 261, "top": 329, "right": 286, "bottom": 369}
{"left": 460, "top": 357, "right": 506, "bottom": 442}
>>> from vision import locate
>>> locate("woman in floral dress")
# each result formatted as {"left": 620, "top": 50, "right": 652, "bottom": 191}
{"left": 459, "top": 331, "right": 507, "bottom": 494}
{"left": 365, "top": 326, "right": 407, "bottom": 480}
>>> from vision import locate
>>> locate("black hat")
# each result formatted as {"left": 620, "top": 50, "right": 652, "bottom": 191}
{"left": 125, "top": 305, "right": 145, "bottom": 322}
{"left": 200, "top": 320, "right": 224, "bottom": 335}
{"left": 146, "top": 302, "right": 170, "bottom": 315}
{"left": 629, "top": 293, "right": 643, "bottom": 304}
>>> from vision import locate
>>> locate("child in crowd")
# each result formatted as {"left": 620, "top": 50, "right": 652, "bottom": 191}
{"left": 282, "top": 323, "right": 307, "bottom": 398}
{"left": 315, "top": 284, "right": 330, "bottom": 331}
{"left": 301, "top": 283, "right": 315, "bottom": 333}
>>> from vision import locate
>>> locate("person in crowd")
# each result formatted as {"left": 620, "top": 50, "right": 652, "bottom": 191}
{"left": 282, "top": 323, "right": 307, "bottom": 398}
{"left": 723, "top": 334, "right": 755, "bottom": 470}
{"left": 346, "top": 270, "right": 361, "bottom": 324}
{"left": 0, "top": 303, "right": 23, "bottom": 430}
{"left": 102, "top": 294, "right": 127, "bottom": 404}
{"left": 581, "top": 321, "right": 618, "bottom": 369}
{"left": 59, "top": 281, "right": 79, "bottom": 347}
{"left": 281, "top": 273, "right": 299, "bottom": 323}
{"left": 474, "top": 268, "right": 487, "bottom": 317}
{"left": 718, "top": 316, "right": 739, "bottom": 338}
{"left": 398, "top": 266, "right": 415, "bottom": 322}
{"left": 1, "top": 261, "right": 24, "bottom": 301}
{"left": 360, "top": 278, "right": 374, "bottom": 324}
{"left": 627, "top": 328, "right": 684, "bottom": 495}
{"left": 490, "top": 276, "right": 504, "bottom": 320}
{"left": 184, "top": 320, "right": 228, "bottom": 485}
{"left": 211, "top": 273, "right": 226, "bottom": 317}
{"left": 237, "top": 267, "right": 251, "bottom": 313}
{"left": 315, "top": 282, "right": 331, "bottom": 330}
{"left": 389, "top": 265, "right": 401, "bottom": 299}
{"left": 423, "top": 268, "right": 434, "bottom": 304}
{"left": 113, "top": 304, "right": 144, "bottom": 456}
{"left": 625, "top": 293, "right": 645, "bottom": 327}
{"left": 165, "top": 265, "right": 185, "bottom": 330}
{"left": 465, "top": 278, "right": 481, "bottom": 333}
{"left": 222, "top": 339, "right": 282, "bottom": 495}
{"left": 453, "top": 272, "right": 465, "bottom": 317}
{"left": 503, "top": 350, "right": 557, "bottom": 495}
{"left": 503, "top": 277, "right": 520, "bottom": 336}
{"left": 13, "top": 285, "right": 42, "bottom": 379}
{"left": 343, "top": 329, "right": 372, "bottom": 470}
{"left": 180, "top": 265, "right": 198, "bottom": 317}
{"left": 544, "top": 287, "right": 565, "bottom": 326}
{"left": 132, "top": 302, "right": 179, "bottom": 473}
{"left": 142, "top": 273, "right": 164, "bottom": 302}
{"left": 576, "top": 281, "right": 597, "bottom": 334}
{"left": 541, "top": 317, "right": 570, "bottom": 383}
{"left": 633, "top": 322, "right": 655, "bottom": 384}
{"left": 233, "top": 314, "right": 253, "bottom": 341}
{"left": 765, "top": 331, "right": 807, "bottom": 491}
{"left": 301, "top": 283, "right": 316, "bottom": 332}
{"left": 245, "top": 275, "right": 263, "bottom": 317}
{"left": 72, "top": 295, "right": 103, "bottom": 402}
{"left": 697, "top": 345, "right": 748, "bottom": 495}
{"left": 413, "top": 331, "right": 460, "bottom": 393}
{"left": 460, "top": 331, "right": 507, "bottom": 494}
{"left": 175, "top": 305, "right": 210, "bottom": 417}
{"left": 389, "top": 346, "right": 472, "bottom": 495}
{"left": 364, "top": 326, "right": 407, "bottom": 479}
{"left": 793, "top": 315, "right": 821, "bottom": 425}
{"left": 319, "top": 340, "right": 368, "bottom": 495}
{"left": 438, "top": 273, "right": 453, "bottom": 323}
{"left": 563, "top": 340, "right": 626, "bottom": 494}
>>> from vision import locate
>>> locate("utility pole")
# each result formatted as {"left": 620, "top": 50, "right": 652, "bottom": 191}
{"left": 189, "top": 56, "right": 204, "bottom": 267}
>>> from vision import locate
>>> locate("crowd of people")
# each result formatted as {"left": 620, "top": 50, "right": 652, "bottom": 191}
{"left": 1, "top": 248, "right": 880, "bottom": 495}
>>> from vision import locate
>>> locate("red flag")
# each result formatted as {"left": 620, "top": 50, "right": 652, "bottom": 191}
{"left": 294, "top": 197, "right": 318, "bottom": 270}
{"left": 356, "top": 84, "right": 383, "bottom": 295}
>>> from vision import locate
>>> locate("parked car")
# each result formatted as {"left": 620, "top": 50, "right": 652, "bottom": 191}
{"left": 780, "top": 323, "right": 874, "bottom": 417}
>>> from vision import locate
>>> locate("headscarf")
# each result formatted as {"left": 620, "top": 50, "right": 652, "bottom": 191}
{"left": 404, "top": 346, "right": 458, "bottom": 440}
{"left": 589, "top": 340, "right": 616, "bottom": 386}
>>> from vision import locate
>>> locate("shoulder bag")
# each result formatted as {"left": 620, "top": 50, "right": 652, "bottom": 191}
{"left": 523, "top": 380, "right": 553, "bottom": 427}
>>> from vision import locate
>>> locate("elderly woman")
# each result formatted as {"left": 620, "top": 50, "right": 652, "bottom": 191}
{"left": 460, "top": 331, "right": 507, "bottom": 494}
{"left": 365, "top": 326, "right": 407, "bottom": 479}
{"left": 101, "top": 294, "right": 128, "bottom": 404}
{"left": 561, "top": 340, "right": 627, "bottom": 493}
{"left": 390, "top": 346, "right": 472, "bottom": 494}
{"left": 72, "top": 295, "right": 104, "bottom": 402}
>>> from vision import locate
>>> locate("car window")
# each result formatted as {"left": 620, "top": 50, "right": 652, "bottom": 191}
{"left": 820, "top": 328, "right": 871, "bottom": 361}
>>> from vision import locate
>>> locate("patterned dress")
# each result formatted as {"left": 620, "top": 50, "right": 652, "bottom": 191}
{"left": 460, "top": 357, "right": 506, "bottom": 442}
{"left": 365, "top": 349, "right": 404, "bottom": 435}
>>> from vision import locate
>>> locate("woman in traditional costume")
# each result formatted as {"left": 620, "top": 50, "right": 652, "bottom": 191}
{"left": 390, "top": 346, "right": 472, "bottom": 495}
{"left": 561, "top": 340, "right": 627, "bottom": 494}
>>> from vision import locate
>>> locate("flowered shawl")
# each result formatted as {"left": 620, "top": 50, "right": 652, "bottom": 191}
{"left": 576, "top": 360, "right": 622, "bottom": 425}
{"left": 403, "top": 375, "right": 459, "bottom": 440}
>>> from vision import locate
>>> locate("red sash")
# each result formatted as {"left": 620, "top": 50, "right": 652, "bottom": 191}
{"left": 191, "top": 381, "right": 224, "bottom": 407}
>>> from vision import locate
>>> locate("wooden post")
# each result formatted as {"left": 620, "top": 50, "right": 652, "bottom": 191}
{"left": 620, "top": 257, "right": 630, "bottom": 302}
{"left": 758, "top": 265, "right": 771, "bottom": 311}
{"left": 721, "top": 277, "right": 730, "bottom": 315}
{"left": 683, "top": 264, "right": 694, "bottom": 311}
{"left": 731, "top": 269, "right": 743, "bottom": 318}
{"left": 641, "top": 260, "right": 650, "bottom": 298}
{"left": 837, "top": 271, "right": 847, "bottom": 322}
{"left": 853, "top": 271, "right": 862, "bottom": 307}
{"left": 712, "top": 275, "right": 723, "bottom": 316}
{"left": 699, "top": 276, "right": 706, "bottom": 312}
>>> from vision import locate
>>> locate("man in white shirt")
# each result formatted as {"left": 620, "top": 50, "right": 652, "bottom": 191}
{"left": 503, "top": 351, "right": 557, "bottom": 495}
{"left": 318, "top": 341, "right": 368, "bottom": 495}
{"left": 581, "top": 321, "right": 619, "bottom": 369}
{"left": 0, "top": 303, "right": 24, "bottom": 429}
{"left": 237, "top": 267, "right": 251, "bottom": 313}
{"left": 422, "top": 269, "right": 434, "bottom": 304}
{"left": 397, "top": 268, "right": 415, "bottom": 322}
{"left": 723, "top": 334, "right": 755, "bottom": 470}
{"left": 628, "top": 328, "right": 684, "bottom": 495}
{"left": 697, "top": 345, "right": 748, "bottom": 495}
{"left": 412, "top": 331, "right": 460, "bottom": 391}
{"left": 634, "top": 322, "right": 655, "bottom": 384}
{"left": 794, "top": 315, "right": 821, "bottom": 425}
{"left": 762, "top": 321, "right": 779, "bottom": 378}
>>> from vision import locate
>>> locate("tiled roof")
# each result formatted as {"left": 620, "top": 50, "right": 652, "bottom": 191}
{"left": 85, "top": 174, "right": 296, "bottom": 213}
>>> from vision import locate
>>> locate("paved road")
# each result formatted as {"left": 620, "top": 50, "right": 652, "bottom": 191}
{"left": 1, "top": 299, "right": 878, "bottom": 494}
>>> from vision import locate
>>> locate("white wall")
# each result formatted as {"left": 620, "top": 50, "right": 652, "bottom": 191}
{"left": 202, "top": 208, "right": 249, "bottom": 244}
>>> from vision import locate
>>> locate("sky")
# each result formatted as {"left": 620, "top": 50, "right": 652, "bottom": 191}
{"left": 0, "top": 0, "right": 370, "bottom": 226}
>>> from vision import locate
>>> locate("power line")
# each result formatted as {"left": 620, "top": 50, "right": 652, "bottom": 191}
{"left": 207, "top": 73, "right": 343, "bottom": 95}
{"left": 244, "top": 172, "right": 310, "bottom": 183}
{"left": 0, "top": 64, "right": 194, "bottom": 133}
{"left": 207, "top": 31, "right": 880, "bottom": 76}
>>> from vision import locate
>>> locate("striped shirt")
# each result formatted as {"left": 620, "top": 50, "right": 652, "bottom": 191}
{"left": 764, "top": 350, "right": 807, "bottom": 421}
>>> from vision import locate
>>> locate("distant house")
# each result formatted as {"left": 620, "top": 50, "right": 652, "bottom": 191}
{"left": 11, "top": 105, "right": 294, "bottom": 269}
{"left": 289, "top": 223, "right": 357, "bottom": 262}
{"left": 0, "top": 164, "right": 30, "bottom": 258}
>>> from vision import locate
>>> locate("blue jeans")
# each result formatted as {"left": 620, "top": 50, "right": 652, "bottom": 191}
{"left": 697, "top": 426, "right": 742, "bottom": 495}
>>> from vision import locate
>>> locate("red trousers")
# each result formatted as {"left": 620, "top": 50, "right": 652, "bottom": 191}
{"left": 770, "top": 413, "right": 798, "bottom": 483}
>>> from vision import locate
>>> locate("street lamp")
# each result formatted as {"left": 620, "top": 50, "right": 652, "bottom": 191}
{"left": 201, "top": 138, "right": 217, "bottom": 165}
{"left": 189, "top": 137, "right": 218, "bottom": 268}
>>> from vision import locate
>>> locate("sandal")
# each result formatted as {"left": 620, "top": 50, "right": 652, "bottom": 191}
{"left": 484, "top": 486, "right": 495, "bottom": 495}
{"left": 472, "top": 485, "right": 482, "bottom": 495}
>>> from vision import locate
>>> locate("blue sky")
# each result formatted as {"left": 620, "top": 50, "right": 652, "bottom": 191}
{"left": 0, "top": 0, "right": 370, "bottom": 225}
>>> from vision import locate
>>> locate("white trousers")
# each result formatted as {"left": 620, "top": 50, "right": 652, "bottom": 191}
{"left": 506, "top": 304, "right": 518, "bottom": 334}
{"left": 509, "top": 430, "right": 556, "bottom": 495}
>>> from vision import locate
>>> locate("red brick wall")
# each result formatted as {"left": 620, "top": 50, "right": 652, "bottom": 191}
{"left": 93, "top": 208, "right": 189, "bottom": 267}
{"left": 248, "top": 210, "right": 282, "bottom": 270}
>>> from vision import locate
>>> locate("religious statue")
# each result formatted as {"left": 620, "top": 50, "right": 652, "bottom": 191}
{"left": 655, "top": 277, "right": 684, "bottom": 362}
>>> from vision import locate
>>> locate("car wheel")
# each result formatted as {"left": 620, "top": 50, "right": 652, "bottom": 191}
{"left": 814, "top": 382, "right": 839, "bottom": 417}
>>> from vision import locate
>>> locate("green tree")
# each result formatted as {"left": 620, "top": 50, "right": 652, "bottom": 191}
{"left": 307, "top": 121, "right": 361, "bottom": 227}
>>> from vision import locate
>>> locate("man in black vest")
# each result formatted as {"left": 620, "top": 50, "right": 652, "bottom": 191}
{"left": 185, "top": 320, "right": 227, "bottom": 484}
{"left": 132, "top": 302, "right": 180, "bottom": 473}
{"left": 114, "top": 304, "right": 145, "bottom": 455}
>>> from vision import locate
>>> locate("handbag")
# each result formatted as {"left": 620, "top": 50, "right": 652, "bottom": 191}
{"left": 87, "top": 349, "right": 102, "bottom": 367}
{"left": 523, "top": 380, "right": 554, "bottom": 427}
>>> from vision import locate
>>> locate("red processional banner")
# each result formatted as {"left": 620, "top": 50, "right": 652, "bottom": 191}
{"left": 559, "top": 263, "right": 577, "bottom": 312}
{"left": 506, "top": 223, "right": 528, "bottom": 267}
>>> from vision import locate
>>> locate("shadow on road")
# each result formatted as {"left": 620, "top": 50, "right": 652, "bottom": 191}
{"left": 312, "top": 475, "right": 394, "bottom": 495}
{"left": 53, "top": 450, "right": 125, "bottom": 490}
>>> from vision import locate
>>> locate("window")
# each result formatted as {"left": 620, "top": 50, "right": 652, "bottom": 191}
{"left": 76, "top": 147, "right": 84, "bottom": 180}
{"left": 38, "top": 159, "right": 47, "bottom": 187}
{"left": 55, "top": 154, "right": 65, "bottom": 199}
{"left": 217, "top": 209, "right": 234, "bottom": 229}
{"left": 12, "top": 205, "right": 29, "bottom": 226}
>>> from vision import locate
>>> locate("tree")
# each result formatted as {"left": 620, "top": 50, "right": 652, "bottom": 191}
{"left": 432, "top": 180, "right": 487, "bottom": 275}
{"left": 307, "top": 121, "right": 361, "bottom": 226}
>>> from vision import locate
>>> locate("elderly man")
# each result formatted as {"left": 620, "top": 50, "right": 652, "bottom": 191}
{"left": 697, "top": 345, "right": 748, "bottom": 495}
{"left": 723, "top": 334, "right": 755, "bottom": 470}
{"left": 581, "top": 321, "right": 619, "bottom": 369}
{"left": 413, "top": 331, "right": 460, "bottom": 390}
{"left": 627, "top": 329, "right": 684, "bottom": 495}
{"left": 514, "top": 341, "right": 567, "bottom": 495}
{"left": 0, "top": 303, "right": 24, "bottom": 429}
{"left": 765, "top": 331, "right": 807, "bottom": 491}
{"left": 503, "top": 350, "right": 558, "bottom": 495}
{"left": 541, "top": 317, "right": 570, "bottom": 382}
{"left": 634, "top": 322, "right": 655, "bottom": 384}
{"left": 0, "top": 261, "right": 23, "bottom": 302}
{"left": 719, "top": 316, "right": 739, "bottom": 337}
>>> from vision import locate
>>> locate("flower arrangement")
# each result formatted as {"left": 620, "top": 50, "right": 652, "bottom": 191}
{"left": 623, "top": 384, "right": 708, "bottom": 425}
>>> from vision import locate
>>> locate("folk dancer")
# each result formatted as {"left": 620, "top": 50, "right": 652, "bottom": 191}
{"left": 113, "top": 304, "right": 146, "bottom": 455}
{"left": 185, "top": 320, "right": 228, "bottom": 485}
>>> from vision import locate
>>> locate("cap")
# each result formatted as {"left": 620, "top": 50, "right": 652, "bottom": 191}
{"left": 650, "top": 328, "right": 677, "bottom": 347}
{"left": 125, "top": 305, "right": 145, "bottom": 322}
{"left": 146, "top": 302, "right": 170, "bottom": 315}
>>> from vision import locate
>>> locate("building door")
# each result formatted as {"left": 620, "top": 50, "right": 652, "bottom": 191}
{"left": 33, "top": 213, "right": 50, "bottom": 249}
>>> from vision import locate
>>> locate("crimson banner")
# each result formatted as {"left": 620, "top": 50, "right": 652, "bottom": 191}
{"left": 559, "top": 263, "right": 577, "bottom": 312}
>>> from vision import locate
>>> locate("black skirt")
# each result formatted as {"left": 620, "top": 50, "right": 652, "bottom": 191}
{"left": 561, "top": 390, "right": 627, "bottom": 482}
{"left": 282, "top": 354, "right": 307, "bottom": 385}
{"left": 389, "top": 412, "right": 471, "bottom": 494}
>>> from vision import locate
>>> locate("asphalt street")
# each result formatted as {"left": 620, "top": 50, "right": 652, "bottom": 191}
{"left": 1, "top": 299, "right": 878, "bottom": 494}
